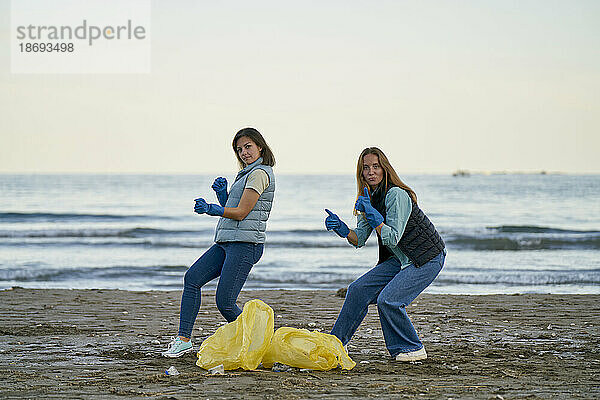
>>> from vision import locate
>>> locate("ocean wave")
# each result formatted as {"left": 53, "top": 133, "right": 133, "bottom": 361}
{"left": 489, "top": 225, "right": 600, "bottom": 234}
{"left": 0, "top": 212, "right": 173, "bottom": 223}
{"left": 247, "top": 270, "right": 600, "bottom": 286}
{"left": 0, "top": 238, "right": 359, "bottom": 249}
{"left": 436, "top": 271, "right": 600, "bottom": 285}
{"left": 0, "top": 264, "right": 188, "bottom": 282}
{"left": 445, "top": 235, "right": 600, "bottom": 250}
{"left": 0, "top": 227, "right": 327, "bottom": 239}
{"left": 247, "top": 272, "right": 356, "bottom": 285}
{"left": 2, "top": 264, "right": 599, "bottom": 288}
{"left": 3, "top": 234, "right": 595, "bottom": 250}
{"left": 0, "top": 227, "right": 208, "bottom": 239}
{"left": 1, "top": 223, "right": 598, "bottom": 251}
{"left": 265, "top": 241, "right": 360, "bottom": 249}
{"left": 283, "top": 229, "right": 330, "bottom": 235}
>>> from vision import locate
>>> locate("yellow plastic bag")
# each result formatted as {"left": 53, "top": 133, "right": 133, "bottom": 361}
{"left": 196, "top": 299, "right": 274, "bottom": 371}
{"left": 262, "top": 327, "right": 356, "bottom": 371}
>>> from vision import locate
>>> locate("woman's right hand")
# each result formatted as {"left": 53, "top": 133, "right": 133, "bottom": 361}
{"left": 194, "top": 198, "right": 224, "bottom": 216}
{"left": 211, "top": 177, "right": 228, "bottom": 206}
{"left": 194, "top": 198, "right": 209, "bottom": 214}
{"left": 325, "top": 209, "right": 350, "bottom": 238}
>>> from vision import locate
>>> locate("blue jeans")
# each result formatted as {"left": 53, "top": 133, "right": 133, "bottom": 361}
{"left": 331, "top": 249, "right": 445, "bottom": 357}
{"left": 178, "top": 242, "right": 263, "bottom": 338}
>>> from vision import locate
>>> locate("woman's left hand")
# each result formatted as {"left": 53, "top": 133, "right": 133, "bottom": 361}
{"left": 354, "top": 187, "right": 371, "bottom": 212}
{"left": 355, "top": 188, "right": 384, "bottom": 229}
{"left": 212, "top": 177, "right": 228, "bottom": 206}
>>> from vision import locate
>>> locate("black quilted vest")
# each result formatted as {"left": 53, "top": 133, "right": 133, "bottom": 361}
{"left": 371, "top": 185, "right": 445, "bottom": 267}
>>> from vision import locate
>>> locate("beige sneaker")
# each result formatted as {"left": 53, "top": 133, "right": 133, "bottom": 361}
{"left": 395, "top": 347, "right": 427, "bottom": 362}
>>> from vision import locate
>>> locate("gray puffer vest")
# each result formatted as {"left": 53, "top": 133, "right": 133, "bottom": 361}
{"left": 214, "top": 158, "right": 275, "bottom": 244}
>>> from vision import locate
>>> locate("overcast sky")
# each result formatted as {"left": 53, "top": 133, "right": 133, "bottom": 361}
{"left": 1, "top": 0, "right": 599, "bottom": 174}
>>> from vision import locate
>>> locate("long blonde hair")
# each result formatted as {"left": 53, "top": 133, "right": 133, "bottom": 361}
{"left": 354, "top": 147, "right": 417, "bottom": 215}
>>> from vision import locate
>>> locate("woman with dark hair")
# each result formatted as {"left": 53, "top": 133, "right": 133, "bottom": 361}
{"left": 324, "top": 147, "right": 445, "bottom": 361}
{"left": 163, "top": 127, "right": 276, "bottom": 357}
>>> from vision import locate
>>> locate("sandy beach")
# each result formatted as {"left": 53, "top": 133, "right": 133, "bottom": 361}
{"left": 0, "top": 288, "right": 598, "bottom": 399}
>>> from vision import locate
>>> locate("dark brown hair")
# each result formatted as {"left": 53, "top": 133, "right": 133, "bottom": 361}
{"left": 231, "top": 127, "right": 275, "bottom": 169}
{"left": 355, "top": 147, "right": 417, "bottom": 210}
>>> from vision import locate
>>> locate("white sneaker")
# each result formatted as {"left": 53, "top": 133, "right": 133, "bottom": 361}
{"left": 395, "top": 347, "right": 427, "bottom": 362}
{"left": 162, "top": 337, "right": 193, "bottom": 358}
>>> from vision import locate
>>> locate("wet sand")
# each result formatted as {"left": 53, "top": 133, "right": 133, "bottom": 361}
{"left": 0, "top": 288, "right": 599, "bottom": 399}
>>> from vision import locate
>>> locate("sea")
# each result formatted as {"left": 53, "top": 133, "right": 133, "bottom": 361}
{"left": 1, "top": 173, "right": 599, "bottom": 294}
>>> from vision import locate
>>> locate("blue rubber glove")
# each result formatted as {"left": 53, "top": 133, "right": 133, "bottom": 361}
{"left": 325, "top": 209, "right": 350, "bottom": 238}
{"left": 194, "top": 198, "right": 224, "bottom": 216}
{"left": 354, "top": 188, "right": 384, "bottom": 229}
{"left": 212, "top": 177, "right": 228, "bottom": 207}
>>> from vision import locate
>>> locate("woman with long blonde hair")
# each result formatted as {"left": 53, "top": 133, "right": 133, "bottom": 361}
{"left": 325, "top": 147, "right": 445, "bottom": 361}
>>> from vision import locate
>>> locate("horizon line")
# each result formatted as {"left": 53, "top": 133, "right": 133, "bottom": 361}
{"left": 0, "top": 170, "right": 597, "bottom": 176}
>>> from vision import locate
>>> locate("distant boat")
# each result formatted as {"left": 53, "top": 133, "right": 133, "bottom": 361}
{"left": 452, "top": 169, "right": 470, "bottom": 177}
